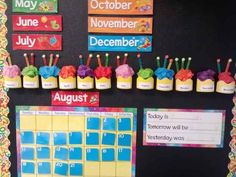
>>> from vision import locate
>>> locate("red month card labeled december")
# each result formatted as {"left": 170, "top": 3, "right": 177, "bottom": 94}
{"left": 12, "top": 34, "right": 62, "bottom": 50}
{"left": 12, "top": 15, "right": 62, "bottom": 31}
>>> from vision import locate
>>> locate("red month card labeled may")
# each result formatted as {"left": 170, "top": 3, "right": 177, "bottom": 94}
{"left": 12, "top": 34, "right": 62, "bottom": 50}
{"left": 13, "top": 15, "right": 62, "bottom": 31}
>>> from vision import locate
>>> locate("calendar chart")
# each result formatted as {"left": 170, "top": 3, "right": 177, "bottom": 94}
{"left": 16, "top": 106, "right": 137, "bottom": 177}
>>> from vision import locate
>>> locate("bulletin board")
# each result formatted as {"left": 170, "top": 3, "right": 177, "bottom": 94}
{"left": 2, "top": 1, "right": 236, "bottom": 177}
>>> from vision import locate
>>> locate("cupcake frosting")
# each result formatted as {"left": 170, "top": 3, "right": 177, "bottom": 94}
{"left": 218, "top": 72, "right": 235, "bottom": 84}
{"left": 39, "top": 66, "right": 60, "bottom": 79}
{"left": 155, "top": 68, "right": 175, "bottom": 80}
{"left": 115, "top": 64, "right": 134, "bottom": 78}
{"left": 197, "top": 69, "right": 215, "bottom": 81}
{"left": 22, "top": 66, "right": 38, "bottom": 78}
{"left": 94, "top": 66, "right": 112, "bottom": 79}
{"left": 59, "top": 66, "right": 76, "bottom": 79}
{"left": 175, "top": 69, "right": 194, "bottom": 81}
{"left": 138, "top": 68, "right": 154, "bottom": 79}
{"left": 3, "top": 65, "right": 21, "bottom": 78}
{"left": 77, "top": 65, "right": 94, "bottom": 78}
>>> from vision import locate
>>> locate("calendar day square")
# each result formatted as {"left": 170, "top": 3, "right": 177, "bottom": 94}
{"left": 54, "top": 162, "right": 68, "bottom": 176}
{"left": 86, "top": 117, "right": 100, "bottom": 130}
{"left": 52, "top": 116, "right": 68, "bottom": 131}
{"left": 53, "top": 132, "right": 67, "bottom": 145}
{"left": 86, "top": 132, "right": 99, "bottom": 145}
{"left": 118, "top": 118, "right": 131, "bottom": 131}
{"left": 116, "top": 162, "right": 132, "bottom": 177}
{"left": 100, "top": 162, "right": 116, "bottom": 177}
{"left": 118, "top": 134, "right": 132, "bottom": 147}
{"left": 118, "top": 148, "right": 131, "bottom": 161}
{"left": 86, "top": 148, "right": 99, "bottom": 161}
{"left": 54, "top": 147, "right": 68, "bottom": 160}
{"left": 21, "top": 147, "right": 34, "bottom": 160}
{"left": 20, "top": 115, "right": 35, "bottom": 130}
{"left": 70, "top": 163, "right": 83, "bottom": 176}
{"left": 36, "top": 116, "right": 52, "bottom": 131}
{"left": 84, "top": 162, "right": 100, "bottom": 176}
{"left": 69, "top": 132, "right": 83, "bottom": 145}
{"left": 38, "top": 162, "right": 51, "bottom": 174}
{"left": 36, "top": 132, "right": 50, "bottom": 145}
{"left": 37, "top": 147, "right": 50, "bottom": 159}
{"left": 21, "top": 131, "right": 34, "bottom": 144}
{"left": 69, "top": 147, "right": 82, "bottom": 160}
{"left": 22, "top": 162, "right": 35, "bottom": 174}
{"left": 102, "top": 132, "right": 116, "bottom": 146}
{"left": 102, "top": 148, "right": 115, "bottom": 161}
{"left": 69, "top": 116, "right": 85, "bottom": 131}
{"left": 102, "top": 118, "right": 116, "bottom": 131}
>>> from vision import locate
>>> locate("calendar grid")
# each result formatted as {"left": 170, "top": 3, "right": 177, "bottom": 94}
{"left": 16, "top": 106, "right": 137, "bottom": 177}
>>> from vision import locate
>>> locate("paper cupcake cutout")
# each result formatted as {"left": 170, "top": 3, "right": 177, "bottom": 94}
{"left": 77, "top": 54, "right": 95, "bottom": 90}
{"left": 216, "top": 58, "right": 235, "bottom": 94}
{"left": 59, "top": 64, "right": 77, "bottom": 90}
{"left": 94, "top": 54, "right": 112, "bottom": 90}
{"left": 136, "top": 54, "right": 154, "bottom": 90}
{"left": 196, "top": 69, "right": 215, "bottom": 92}
{"left": 3, "top": 54, "right": 22, "bottom": 88}
{"left": 22, "top": 53, "right": 39, "bottom": 89}
{"left": 115, "top": 53, "right": 134, "bottom": 89}
{"left": 175, "top": 57, "right": 194, "bottom": 92}
{"left": 39, "top": 54, "right": 60, "bottom": 89}
{"left": 155, "top": 55, "right": 175, "bottom": 91}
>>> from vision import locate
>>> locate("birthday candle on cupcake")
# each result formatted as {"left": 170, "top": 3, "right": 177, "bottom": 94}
{"left": 94, "top": 54, "right": 112, "bottom": 90}
{"left": 39, "top": 54, "right": 60, "bottom": 89}
{"left": 175, "top": 57, "right": 194, "bottom": 92}
{"left": 77, "top": 54, "right": 95, "bottom": 90}
{"left": 3, "top": 54, "right": 22, "bottom": 88}
{"left": 115, "top": 53, "right": 134, "bottom": 90}
{"left": 216, "top": 58, "right": 235, "bottom": 94}
{"left": 136, "top": 53, "right": 154, "bottom": 90}
{"left": 22, "top": 53, "right": 39, "bottom": 89}
{"left": 155, "top": 55, "right": 175, "bottom": 91}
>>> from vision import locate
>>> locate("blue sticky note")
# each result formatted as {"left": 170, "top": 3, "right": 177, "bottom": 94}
{"left": 54, "top": 132, "right": 67, "bottom": 145}
{"left": 87, "top": 117, "right": 100, "bottom": 130}
{"left": 102, "top": 132, "right": 116, "bottom": 146}
{"left": 88, "top": 35, "right": 153, "bottom": 52}
{"left": 69, "top": 132, "right": 82, "bottom": 145}
{"left": 102, "top": 148, "right": 115, "bottom": 161}
{"left": 37, "top": 147, "right": 50, "bottom": 159}
{"left": 86, "top": 132, "right": 99, "bottom": 145}
{"left": 21, "top": 131, "right": 34, "bottom": 144}
{"left": 118, "top": 134, "right": 132, "bottom": 147}
{"left": 36, "top": 132, "right": 50, "bottom": 145}
{"left": 54, "top": 162, "right": 68, "bottom": 176}
{"left": 21, "top": 147, "right": 34, "bottom": 160}
{"left": 22, "top": 162, "right": 35, "bottom": 174}
{"left": 118, "top": 148, "right": 131, "bottom": 161}
{"left": 118, "top": 118, "right": 131, "bottom": 131}
{"left": 69, "top": 147, "right": 82, "bottom": 160}
{"left": 86, "top": 148, "right": 99, "bottom": 161}
{"left": 70, "top": 163, "right": 83, "bottom": 176}
{"left": 54, "top": 147, "right": 68, "bottom": 160}
{"left": 38, "top": 162, "right": 51, "bottom": 174}
{"left": 102, "top": 118, "right": 116, "bottom": 131}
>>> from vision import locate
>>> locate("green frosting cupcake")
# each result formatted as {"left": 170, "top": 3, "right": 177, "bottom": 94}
{"left": 138, "top": 68, "right": 154, "bottom": 79}
{"left": 22, "top": 66, "right": 38, "bottom": 78}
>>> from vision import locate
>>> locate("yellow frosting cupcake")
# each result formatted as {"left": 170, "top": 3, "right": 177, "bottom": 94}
{"left": 59, "top": 76, "right": 76, "bottom": 90}
{"left": 77, "top": 76, "right": 94, "bottom": 90}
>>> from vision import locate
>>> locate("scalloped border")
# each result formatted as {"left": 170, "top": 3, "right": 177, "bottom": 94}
{"left": 228, "top": 95, "right": 236, "bottom": 176}
{"left": 0, "top": 0, "right": 11, "bottom": 176}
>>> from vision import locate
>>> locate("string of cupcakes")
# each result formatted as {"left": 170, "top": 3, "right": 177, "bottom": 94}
{"left": 3, "top": 53, "right": 235, "bottom": 94}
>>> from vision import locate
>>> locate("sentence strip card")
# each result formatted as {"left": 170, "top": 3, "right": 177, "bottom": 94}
{"left": 13, "top": 15, "right": 62, "bottom": 31}
{"left": 88, "top": 0, "right": 153, "bottom": 15}
{"left": 143, "top": 108, "right": 225, "bottom": 148}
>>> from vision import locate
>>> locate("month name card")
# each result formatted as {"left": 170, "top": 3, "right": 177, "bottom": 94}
{"left": 16, "top": 106, "right": 137, "bottom": 177}
{"left": 143, "top": 108, "right": 225, "bottom": 148}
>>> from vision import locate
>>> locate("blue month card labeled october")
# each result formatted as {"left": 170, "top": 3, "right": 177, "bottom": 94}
{"left": 118, "top": 118, "right": 132, "bottom": 131}
{"left": 102, "top": 148, "right": 115, "bottom": 161}
{"left": 36, "top": 132, "right": 50, "bottom": 145}
{"left": 88, "top": 35, "right": 152, "bottom": 52}
{"left": 69, "top": 132, "right": 83, "bottom": 145}
{"left": 54, "top": 147, "right": 68, "bottom": 160}
{"left": 118, "top": 148, "right": 131, "bottom": 161}
{"left": 102, "top": 118, "right": 116, "bottom": 131}
{"left": 87, "top": 117, "right": 100, "bottom": 130}
{"left": 70, "top": 163, "right": 83, "bottom": 176}
{"left": 69, "top": 147, "right": 82, "bottom": 160}
{"left": 54, "top": 132, "right": 67, "bottom": 145}
{"left": 86, "top": 148, "right": 99, "bottom": 161}
{"left": 118, "top": 134, "right": 132, "bottom": 147}
{"left": 54, "top": 162, "right": 68, "bottom": 176}
{"left": 37, "top": 147, "right": 50, "bottom": 159}
{"left": 38, "top": 162, "right": 51, "bottom": 174}
{"left": 21, "top": 131, "right": 34, "bottom": 144}
{"left": 102, "top": 132, "right": 116, "bottom": 146}
{"left": 21, "top": 147, "right": 34, "bottom": 160}
{"left": 86, "top": 132, "right": 99, "bottom": 145}
{"left": 22, "top": 162, "right": 35, "bottom": 174}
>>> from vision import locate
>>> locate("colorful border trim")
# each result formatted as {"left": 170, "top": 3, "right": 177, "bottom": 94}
{"left": 228, "top": 96, "right": 236, "bottom": 176}
{"left": 0, "top": 0, "right": 10, "bottom": 176}
{"left": 16, "top": 106, "right": 137, "bottom": 177}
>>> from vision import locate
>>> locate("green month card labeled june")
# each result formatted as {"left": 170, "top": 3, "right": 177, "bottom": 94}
{"left": 13, "top": 0, "right": 58, "bottom": 13}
